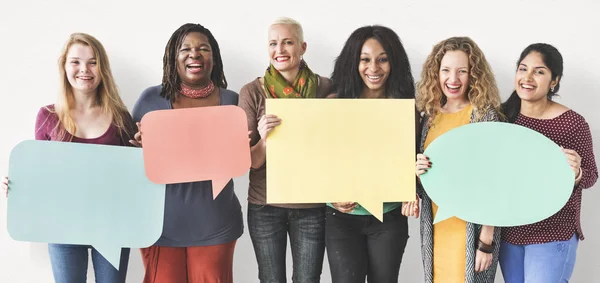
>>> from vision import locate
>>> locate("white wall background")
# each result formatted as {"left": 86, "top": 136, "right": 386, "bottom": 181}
{"left": 1, "top": 0, "right": 598, "bottom": 282}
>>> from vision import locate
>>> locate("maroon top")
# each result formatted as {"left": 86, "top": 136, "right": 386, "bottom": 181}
{"left": 35, "top": 105, "right": 133, "bottom": 146}
{"left": 502, "top": 110, "right": 598, "bottom": 245}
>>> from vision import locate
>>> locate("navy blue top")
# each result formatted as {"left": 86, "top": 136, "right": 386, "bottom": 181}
{"left": 132, "top": 85, "right": 243, "bottom": 246}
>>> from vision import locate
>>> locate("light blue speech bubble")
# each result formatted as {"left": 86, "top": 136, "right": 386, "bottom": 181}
{"left": 7, "top": 140, "right": 165, "bottom": 269}
{"left": 420, "top": 122, "right": 574, "bottom": 226}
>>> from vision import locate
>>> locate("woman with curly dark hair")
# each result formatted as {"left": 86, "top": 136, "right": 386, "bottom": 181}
{"left": 325, "top": 25, "right": 418, "bottom": 283}
{"left": 130, "top": 23, "right": 243, "bottom": 283}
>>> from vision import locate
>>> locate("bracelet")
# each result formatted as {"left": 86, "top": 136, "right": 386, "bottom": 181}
{"left": 575, "top": 167, "right": 583, "bottom": 180}
{"left": 477, "top": 239, "right": 494, "bottom": 254}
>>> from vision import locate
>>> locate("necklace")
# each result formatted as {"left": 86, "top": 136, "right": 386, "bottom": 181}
{"left": 180, "top": 81, "right": 215, "bottom": 98}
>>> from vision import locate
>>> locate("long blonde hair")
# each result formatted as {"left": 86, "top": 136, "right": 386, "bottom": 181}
{"left": 50, "top": 33, "right": 131, "bottom": 141}
{"left": 416, "top": 37, "right": 502, "bottom": 123}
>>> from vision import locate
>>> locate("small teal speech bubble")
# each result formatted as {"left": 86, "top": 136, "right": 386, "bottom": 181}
{"left": 420, "top": 122, "right": 574, "bottom": 226}
{"left": 7, "top": 140, "right": 166, "bottom": 269}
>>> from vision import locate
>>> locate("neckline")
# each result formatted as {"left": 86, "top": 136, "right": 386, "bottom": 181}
{"left": 169, "top": 87, "right": 224, "bottom": 109}
{"left": 439, "top": 104, "right": 472, "bottom": 115}
{"left": 518, "top": 109, "right": 572, "bottom": 121}
{"left": 69, "top": 124, "right": 114, "bottom": 141}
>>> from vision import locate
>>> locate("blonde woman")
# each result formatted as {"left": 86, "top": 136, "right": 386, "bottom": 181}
{"left": 238, "top": 17, "right": 332, "bottom": 282}
{"left": 2, "top": 33, "right": 135, "bottom": 282}
{"left": 414, "top": 37, "right": 502, "bottom": 283}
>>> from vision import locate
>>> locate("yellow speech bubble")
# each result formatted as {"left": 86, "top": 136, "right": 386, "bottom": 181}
{"left": 266, "top": 99, "right": 416, "bottom": 221}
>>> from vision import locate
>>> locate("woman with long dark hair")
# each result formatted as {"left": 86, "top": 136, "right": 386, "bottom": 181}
{"left": 499, "top": 43, "right": 597, "bottom": 283}
{"left": 325, "top": 25, "right": 418, "bottom": 283}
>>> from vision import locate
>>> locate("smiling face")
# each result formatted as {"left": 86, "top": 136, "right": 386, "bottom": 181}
{"left": 439, "top": 50, "right": 470, "bottom": 102}
{"left": 358, "top": 38, "right": 390, "bottom": 92}
{"left": 176, "top": 32, "right": 213, "bottom": 88}
{"left": 515, "top": 51, "right": 558, "bottom": 102}
{"left": 268, "top": 24, "right": 306, "bottom": 72}
{"left": 64, "top": 43, "right": 101, "bottom": 95}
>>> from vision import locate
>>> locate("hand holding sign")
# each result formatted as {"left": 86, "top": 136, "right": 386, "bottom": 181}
{"left": 419, "top": 122, "right": 574, "bottom": 226}
{"left": 140, "top": 106, "right": 251, "bottom": 198}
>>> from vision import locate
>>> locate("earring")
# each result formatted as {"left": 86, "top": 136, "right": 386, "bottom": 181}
{"left": 551, "top": 86, "right": 555, "bottom": 92}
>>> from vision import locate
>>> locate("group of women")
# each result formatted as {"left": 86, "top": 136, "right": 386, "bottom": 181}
{"left": 1, "top": 16, "right": 597, "bottom": 283}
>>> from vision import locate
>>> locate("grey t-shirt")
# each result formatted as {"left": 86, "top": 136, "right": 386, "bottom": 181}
{"left": 132, "top": 85, "right": 243, "bottom": 247}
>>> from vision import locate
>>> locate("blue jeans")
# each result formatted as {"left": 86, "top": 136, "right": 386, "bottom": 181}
{"left": 48, "top": 244, "right": 130, "bottom": 283}
{"left": 247, "top": 203, "right": 326, "bottom": 283}
{"left": 499, "top": 234, "right": 578, "bottom": 283}
{"left": 325, "top": 206, "right": 409, "bottom": 283}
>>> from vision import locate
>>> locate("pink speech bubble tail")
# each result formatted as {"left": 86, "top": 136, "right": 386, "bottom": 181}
{"left": 211, "top": 179, "right": 230, "bottom": 200}
{"left": 358, "top": 200, "right": 384, "bottom": 222}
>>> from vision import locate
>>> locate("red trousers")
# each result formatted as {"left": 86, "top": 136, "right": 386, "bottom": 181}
{"left": 140, "top": 240, "right": 236, "bottom": 283}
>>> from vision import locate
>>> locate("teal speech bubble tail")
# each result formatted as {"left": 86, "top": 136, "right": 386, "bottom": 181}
{"left": 93, "top": 243, "right": 123, "bottom": 270}
{"left": 433, "top": 208, "right": 454, "bottom": 225}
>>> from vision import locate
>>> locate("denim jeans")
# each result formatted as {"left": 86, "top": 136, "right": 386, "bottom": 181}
{"left": 499, "top": 234, "right": 578, "bottom": 283}
{"left": 48, "top": 244, "right": 130, "bottom": 283}
{"left": 247, "top": 203, "right": 326, "bottom": 283}
{"left": 325, "top": 206, "right": 409, "bottom": 283}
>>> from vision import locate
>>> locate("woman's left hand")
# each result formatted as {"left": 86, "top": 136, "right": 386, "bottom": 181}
{"left": 401, "top": 194, "right": 420, "bottom": 218}
{"left": 562, "top": 148, "right": 582, "bottom": 179}
{"left": 475, "top": 250, "right": 492, "bottom": 272}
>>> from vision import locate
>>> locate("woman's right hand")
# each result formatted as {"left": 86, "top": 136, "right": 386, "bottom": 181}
{"left": 2, "top": 176, "right": 8, "bottom": 197}
{"left": 129, "top": 122, "right": 143, "bottom": 147}
{"left": 416, "top": 153, "right": 431, "bottom": 177}
{"left": 257, "top": 114, "right": 281, "bottom": 141}
{"left": 331, "top": 202, "right": 358, "bottom": 213}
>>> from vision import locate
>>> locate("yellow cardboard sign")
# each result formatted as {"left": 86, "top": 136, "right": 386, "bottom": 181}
{"left": 266, "top": 99, "right": 416, "bottom": 221}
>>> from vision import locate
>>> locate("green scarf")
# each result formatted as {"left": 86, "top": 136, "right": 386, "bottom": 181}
{"left": 263, "top": 60, "right": 318, "bottom": 98}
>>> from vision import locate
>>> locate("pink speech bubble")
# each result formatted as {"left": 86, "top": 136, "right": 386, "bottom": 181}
{"left": 140, "top": 106, "right": 250, "bottom": 198}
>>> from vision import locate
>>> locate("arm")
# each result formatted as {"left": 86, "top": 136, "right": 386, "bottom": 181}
{"left": 479, "top": 225, "right": 495, "bottom": 245}
{"left": 250, "top": 139, "right": 267, "bottom": 169}
{"left": 238, "top": 83, "right": 271, "bottom": 169}
{"left": 571, "top": 119, "right": 597, "bottom": 189}
{"left": 129, "top": 86, "right": 160, "bottom": 147}
{"left": 34, "top": 106, "right": 53, "bottom": 140}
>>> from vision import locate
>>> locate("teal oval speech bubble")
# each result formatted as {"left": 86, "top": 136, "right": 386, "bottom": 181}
{"left": 420, "top": 122, "right": 574, "bottom": 226}
{"left": 7, "top": 140, "right": 166, "bottom": 269}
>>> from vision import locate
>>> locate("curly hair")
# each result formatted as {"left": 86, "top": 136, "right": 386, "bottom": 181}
{"left": 160, "top": 23, "right": 227, "bottom": 102}
{"left": 416, "top": 37, "right": 503, "bottom": 123}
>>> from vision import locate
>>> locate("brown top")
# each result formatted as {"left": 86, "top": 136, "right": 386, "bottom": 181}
{"left": 238, "top": 76, "right": 333, "bottom": 208}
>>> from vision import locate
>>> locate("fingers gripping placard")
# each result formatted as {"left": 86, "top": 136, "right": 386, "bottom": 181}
{"left": 265, "top": 99, "right": 417, "bottom": 221}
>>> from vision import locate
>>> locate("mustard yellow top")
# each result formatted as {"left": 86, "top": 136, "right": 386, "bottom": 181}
{"left": 424, "top": 104, "right": 472, "bottom": 283}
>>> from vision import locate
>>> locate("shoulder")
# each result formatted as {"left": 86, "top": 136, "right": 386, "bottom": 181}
{"left": 37, "top": 104, "right": 54, "bottom": 117}
{"left": 239, "top": 78, "right": 262, "bottom": 97}
{"left": 219, "top": 88, "right": 239, "bottom": 105}
{"left": 36, "top": 104, "right": 58, "bottom": 122}
{"left": 138, "top": 85, "right": 163, "bottom": 102}
{"left": 472, "top": 105, "right": 500, "bottom": 122}
{"left": 561, "top": 109, "right": 589, "bottom": 131}
{"left": 316, "top": 75, "right": 333, "bottom": 98}
{"left": 132, "top": 85, "right": 168, "bottom": 122}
